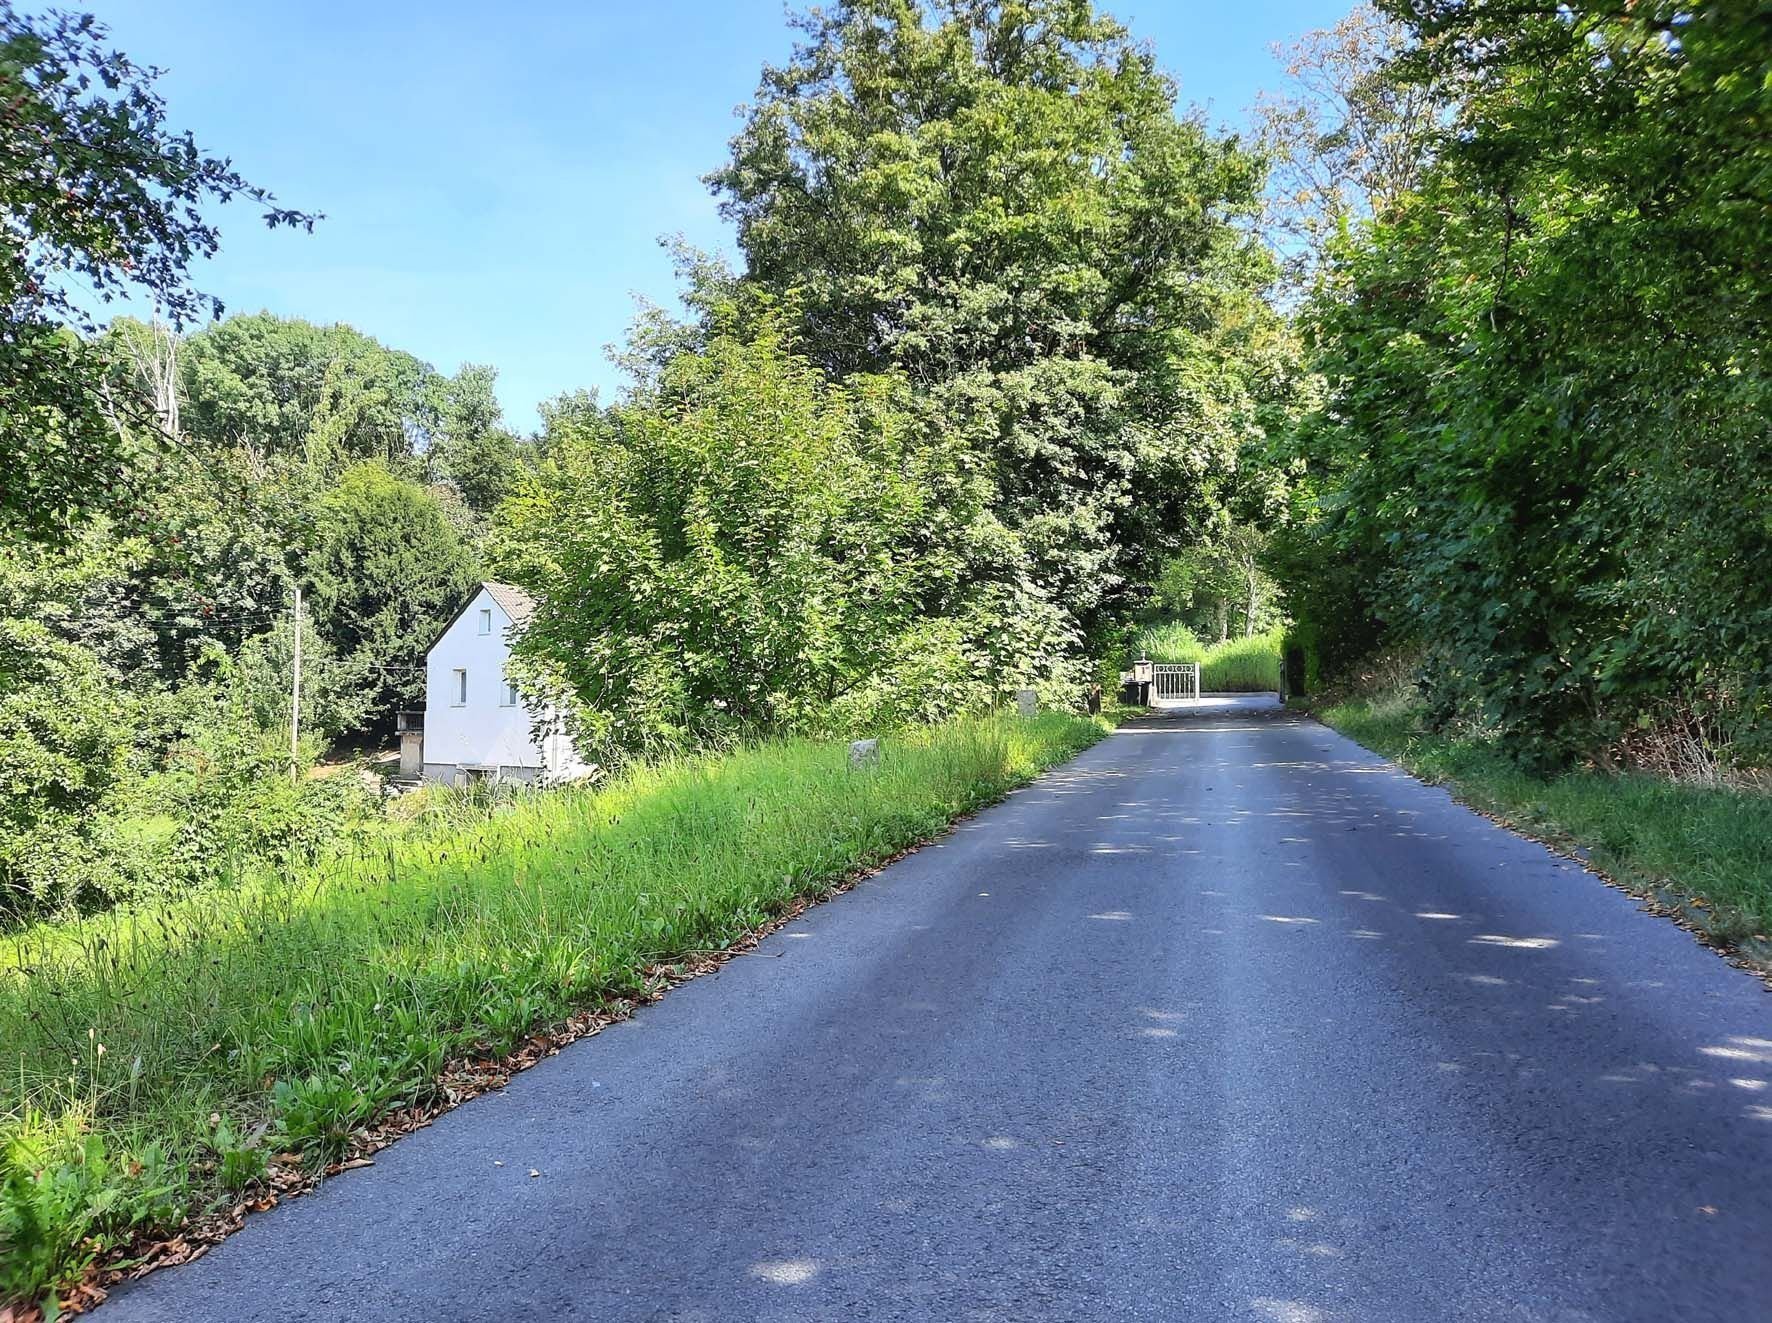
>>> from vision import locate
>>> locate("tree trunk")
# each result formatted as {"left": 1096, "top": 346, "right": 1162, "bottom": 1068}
{"left": 1214, "top": 598, "right": 1228, "bottom": 643}
{"left": 1245, "top": 568, "right": 1260, "bottom": 637}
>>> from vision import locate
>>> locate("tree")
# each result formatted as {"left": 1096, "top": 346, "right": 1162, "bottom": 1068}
{"left": 1151, "top": 522, "right": 1278, "bottom": 642}
{"left": 433, "top": 426, "right": 525, "bottom": 515}
{"left": 105, "top": 317, "right": 183, "bottom": 440}
{"left": 425, "top": 363, "right": 529, "bottom": 515}
{"left": 0, "top": 618, "right": 133, "bottom": 916}
{"left": 0, "top": 3, "right": 312, "bottom": 547}
{"left": 708, "top": 0, "right": 1292, "bottom": 645}
{"left": 305, "top": 463, "right": 480, "bottom": 723}
{"left": 1250, "top": 4, "right": 1443, "bottom": 294}
{"left": 1283, "top": 0, "right": 1772, "bottom": 765}
{"left": 496, "top": 314, "right": 1079, "bottom": 760}
{"left": 181, "top": 314, "right": 433, "bottom": 467}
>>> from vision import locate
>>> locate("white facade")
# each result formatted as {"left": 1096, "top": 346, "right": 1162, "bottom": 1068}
{"left": 421, "top": 583, "right": 589, "bottom": 786}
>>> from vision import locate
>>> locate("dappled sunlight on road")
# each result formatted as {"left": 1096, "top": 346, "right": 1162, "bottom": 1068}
{"left": 1700, "top": 1037, "right": 1772, "bottom": 1065}
{"left": 749, "top": 1259, "right": 819, "bottom": 1286}
{"left": 1470, "top": 934, "right": 1560, "bottom": 950}
{"left": 1250, "top": 1297, "right": 1328, "bottom": 1323}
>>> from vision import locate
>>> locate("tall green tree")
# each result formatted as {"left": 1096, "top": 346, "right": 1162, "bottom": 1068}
{"left": 1285, "top": 0, "right": 1771, "bottom": 765}
{"left": 709, "top": 0, "right": 1291, "bottom": 643}
{"left": 424, "top": 363, "right": 529, "bottom": 515}
{"left": 181, "top": 313, "right": 434, "bottom": 466}
{"left": 1250, "top": 3, "right": 1442, "bottom": 296}
{"left": 497, "top": 314, "right": 1078, "bottom": 760}
{"left": 305, "top": 462, "right": 479, "bottom": 722}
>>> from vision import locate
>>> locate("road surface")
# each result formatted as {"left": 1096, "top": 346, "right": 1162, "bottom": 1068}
{"left": 104, "top": 696, "right": 1772, "bottom": 1321}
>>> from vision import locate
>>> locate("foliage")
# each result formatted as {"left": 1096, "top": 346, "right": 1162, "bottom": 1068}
{"left": 499, "top": 315, "right": 1084, "bottom": 759}
{"left": 0, "top": 710, "right": 1104, "bottom": 1310}
{"left": 181, "top": 314, "right": 434, "bottom": 467}
{"left": 1278, "top": 0, "right": 1772, "bottom": 768}
{"left": 0, "top": 3, "right": 311, "bottom": 548}
{"left": 0, "top": 494, "right": 381, "bottom": 924}
{"left": 0, "top": 619, "right": 134, "bottom": 917}
{"left": 306, "top": 462, "right": 480, "bottom": 721}
{"left": 709, "top": 0, "right": 1296, "bottom": 646}
{"left": 1148, "top": 522, "right": 1282, "bottom": 642}
{"left": 1250, "top": 3, "right": 1441, "bottom": 295}
{"left": 430, "top": 425, "right": 526, "bottom": 516}
{"left": 423, "top": 363, "right": 531, "bottom": 515}
{"left": 0, "top": 610, "right": 376, "bottom": 923}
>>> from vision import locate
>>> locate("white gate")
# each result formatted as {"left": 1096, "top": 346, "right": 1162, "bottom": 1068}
{"left": 1152, "top": 662, "right": 1201, "bottom": 702}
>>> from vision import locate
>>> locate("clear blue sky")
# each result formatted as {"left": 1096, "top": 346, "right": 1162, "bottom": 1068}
{"left": 83, "top": 0, "right": 1350, "bottom": 432}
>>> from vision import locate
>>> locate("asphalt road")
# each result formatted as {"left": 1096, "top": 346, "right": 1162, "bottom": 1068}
{"left": 103, "top": 696, "right": 1772, "bottom": 1322}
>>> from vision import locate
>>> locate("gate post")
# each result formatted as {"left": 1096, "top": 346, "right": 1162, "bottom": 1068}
{"left": 1132, "top": 658, "right": 1153, "bottom": 707}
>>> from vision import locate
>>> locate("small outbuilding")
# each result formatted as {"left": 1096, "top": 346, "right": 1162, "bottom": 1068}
{"left": 418, "top": 581, "right": 590, "bottom": 787}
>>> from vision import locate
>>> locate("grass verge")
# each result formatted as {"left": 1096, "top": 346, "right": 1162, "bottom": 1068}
{"left": 1318, "top": 688, "right": 1772, "bottom": 947}
{"left": 0, "top": 711, "right": 1106, "bottom": 1314}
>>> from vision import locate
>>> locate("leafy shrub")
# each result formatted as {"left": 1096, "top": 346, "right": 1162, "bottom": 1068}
{"left": 1279, "top": 0, "right": 1771, "bottom": 769}
{"left": 0, "top": 620, "right": 379, "bottom": 925}
{"left": 497, "top": 317, "right": 1087, "bottom": 762}
{"left": 270, "top": 1075, "right": 379, "bottom": 1167}
{"left": 0, "top": 1117, "right": 190, "bottom": 1309}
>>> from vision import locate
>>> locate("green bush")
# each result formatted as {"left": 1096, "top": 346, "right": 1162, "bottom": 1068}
{"left": 0, "top": 618, "right": 379, "bottom": 925}
{"left": 497, "top": 319, "right": 1089, "bottom": 764}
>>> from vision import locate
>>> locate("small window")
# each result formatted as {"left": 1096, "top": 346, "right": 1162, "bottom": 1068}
{"left": 452, "top": 668, "right": 467, "bottom": 705}
{"left": 478, "top": 608, "right": 493, "bottom": 635}
{"left": 501, "top": 679, "right": 519, "bottom": 707}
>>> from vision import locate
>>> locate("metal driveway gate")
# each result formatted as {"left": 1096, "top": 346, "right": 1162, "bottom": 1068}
{"left": 1152, "top": 662, "right": 1201, "bottom": 702}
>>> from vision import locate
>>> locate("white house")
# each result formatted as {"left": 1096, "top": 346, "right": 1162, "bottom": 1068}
{"left": 419, "top": 581, "right": 590, "bottom": 786}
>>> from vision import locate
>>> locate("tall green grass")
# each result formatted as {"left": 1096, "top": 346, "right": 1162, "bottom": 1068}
{"left": 0, "top": 712, "right": 1104, "bottom": 1311}
{"left": 1133, "top": 620, "right": 1207, "bottom": 664}
{"left": 1132, "top": 623, "right": 1283, "bottom": 692}
{"left": 1321, "top": 689, "right": 1772, "bottom": 937}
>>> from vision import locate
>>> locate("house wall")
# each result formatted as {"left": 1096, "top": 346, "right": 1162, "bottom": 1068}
{"left": 423, "top": 587, "right": 544, "bottom": 775}
{"left": 398, "top": 729, "right": 424, "bottom": 777}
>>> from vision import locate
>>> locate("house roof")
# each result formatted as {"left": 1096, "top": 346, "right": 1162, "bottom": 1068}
{"left": 483, "top": 581, "right": 535, "bottom": 628}
{"left": 422, "top": 580, "right": 538, "bottom": 657}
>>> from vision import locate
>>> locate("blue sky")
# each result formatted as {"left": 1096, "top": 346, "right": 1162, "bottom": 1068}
{"left": 83, "top": 0, "right": 1350, "bottom": 432}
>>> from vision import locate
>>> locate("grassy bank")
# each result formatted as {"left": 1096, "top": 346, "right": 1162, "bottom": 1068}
{"left": 0, "top": 712, "right": 1105, "bottom": 1312}
{"left": 1134, "top": 623, "right": 1282, "bottom": 691}
{"left": 1319, "top": 689, "right": 1772, "bottom": 940}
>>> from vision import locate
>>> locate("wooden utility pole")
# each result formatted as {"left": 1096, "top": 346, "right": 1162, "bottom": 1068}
{"left": 290, "top": 582, "right": 302, "bottom": 782}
